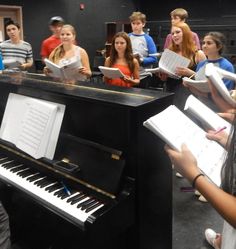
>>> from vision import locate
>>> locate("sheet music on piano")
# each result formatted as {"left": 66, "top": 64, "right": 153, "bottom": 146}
{"left": 0, "top": 93, "right": 65, "bottom": 159}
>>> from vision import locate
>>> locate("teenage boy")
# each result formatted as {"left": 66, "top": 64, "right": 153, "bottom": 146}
{"left": 164, "top": 8, "right": 200, "bottom": 49}
{"left": 0, "top": 20, "right": 33, "bottom": 70}
{"left": 40, "top": 16, "right": 64, "bottom": 61}
{"left": 129, "top": 11, "right": 157, "bottom": 88}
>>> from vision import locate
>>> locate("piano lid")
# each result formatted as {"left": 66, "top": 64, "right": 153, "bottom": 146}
{"left": 0, "top": 71, "right": 173, "bottom": 108}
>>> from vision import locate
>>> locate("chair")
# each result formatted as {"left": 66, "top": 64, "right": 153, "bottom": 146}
{"left": 90, "top": 56, "right": 105, "bottom": 83}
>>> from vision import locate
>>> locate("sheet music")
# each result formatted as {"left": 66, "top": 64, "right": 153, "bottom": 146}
{"left": 182, "top": 77, "right": 210, "bottom": 93}
{"left": 0, "top": 93, "right": 65, "bottom": 159}
{"left": 158, "top": 49, "right": 191, "bottom": 78}
{"left": 144, "top": 105, "right": 227, "bottom": 186}
{"left": 16, "top": 99, "right": 57, "bottom": 159}
{"left": 184, "top": 95, "right": 231, "bottom": 134}
{"left": 205, "top": 63, "right": 236, "bottom": 107}
{"left": 98, "top": 66, "right": 125, "bottom": 78}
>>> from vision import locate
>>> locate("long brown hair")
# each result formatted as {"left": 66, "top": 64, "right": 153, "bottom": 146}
{"left": 169, "top": 22, "right": 197, "bottom": 67}
{"left": 108, "top": 32, "right": 135, "bottom": 73}
{"left": 49, "top": 24, "right": 76, "bottom": 64}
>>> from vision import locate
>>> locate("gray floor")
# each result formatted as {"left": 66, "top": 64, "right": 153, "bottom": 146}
{"left": 173, "top": 171, "right": 223, "bottom": 249}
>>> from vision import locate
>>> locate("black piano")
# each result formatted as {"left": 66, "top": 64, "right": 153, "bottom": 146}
{"left": 0, "top": 72, "right": 174, "bottom": 249}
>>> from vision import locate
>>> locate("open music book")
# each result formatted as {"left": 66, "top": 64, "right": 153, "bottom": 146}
{"left": 44, "top": 58, "right": 82, "bottom": 80}
{"left": 0, "top": 93, "right": 65, "bottom": 160}
{"left": 98, "top": 66, "right": 125, "bottom": 78}
{"left": 182, "top": 77, "right": 210, "bottom": 93}
{"left": 144, "top": 95, "right": 228, "bottom": 186}
{"left": 205, "top": 63, "right": 236, "bottom": 107}
{"left": 145, "top": 49, "right": 191, "bottom": 78}
{"left": 3, "top": 58, "right": 22, "bottom": 69}
{"left": 184, "top": 95, "right": 231, "bottom": 134}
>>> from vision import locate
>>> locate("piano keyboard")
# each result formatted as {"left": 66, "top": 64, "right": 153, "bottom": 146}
{"left": 0, "top": 156, "right": 105, "bottom": 229}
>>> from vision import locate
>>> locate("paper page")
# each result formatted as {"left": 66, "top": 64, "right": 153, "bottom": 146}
{"left": 44, "top": 102, "right": 65, "bottom": 159}
{"left": 184, "top": 95, "right": 231, "bottom": 134}
{"left": 15, "top": 99, "right": 58, "bottom": 159}
{"left": 205, "top": 63, "right": 236, "bottom": 107}
{"left": 61, "top": 57, "right": 82, "bottom": 80}
{"left": 3, "top": 59, "right": 21, "bottom": 69}
{"left": 44, "top": 58, "right": 64, "bottom": 79}
{"left": 159, "top": 49, "right": 191, "bottom": 79}
{"left": 145, "top": 67, "right": 160, "bottom": 73}
{"left": 144, "top": 105, "right": 226, "bottom": 186}
{"left": 0, "top": 93, "right": 65, "bottom": 160}
{"left": 182, "top": 77, "right": 210, "bottom": 93}
{"left": 98, "top": 66, "right": 125, "bottom": 78}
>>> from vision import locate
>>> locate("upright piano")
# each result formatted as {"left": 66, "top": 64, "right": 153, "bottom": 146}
{"left": 0, "top": 72, "right": 174, "bottom": 249}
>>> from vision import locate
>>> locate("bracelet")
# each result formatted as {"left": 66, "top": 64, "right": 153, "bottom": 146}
{"left": 192, "top": 173, "right": 204, "bottom": 188}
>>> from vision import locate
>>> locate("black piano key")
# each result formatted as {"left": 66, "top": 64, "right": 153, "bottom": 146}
{"left": 27, "top": 173, "right": 42, "bottom": 182}
{"left": 66, "top": 192, "right": 82, "bottom": 203}
{"left": 61, "top": 189, "right": 76, "bottom": 199}
{"left": 18, "top": 169, "right": 38, "bottom": 178}
{"left": 67, "top": 192, "right": 84, "bottom": 204}
{"left": 3, "top": 161, "right": 21, "bottom": 169}
{"left": 71, "top": 194, "right": 87, "bottom": 205}
{"left": 80, "top": 199, "right": 98, "bottom": 210}
{"left": 77, "top": 198, "right": 93, "bottom": 209}
{"left": 53, "top": 189, "right": 64, "bottom": 197}
{"left": 0, "top": 157, "right": 8, "bottom": 165}
{"left": 33, "top": 177, "right": 47, "bottom": 186}
{"left": 45, "top": 183, "right": 61, "bottom": 193}
{"left": 40, "top": 179, "right": 54, "bottom": 188}
{"left": 0, "top": 158, "right": 11, "bottom": 165}
{"left": 85, "top": 201, "right": 103, "bottom": 213}
{"left": 17, "top": 169, "right": 30, "bottom": 177}
{"left": 10, "top": 165, "right": 27, "bottom": 173}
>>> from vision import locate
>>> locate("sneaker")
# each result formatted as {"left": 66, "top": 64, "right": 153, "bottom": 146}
{"left": 205, "top": 228, "right": 220, "bottom": 249}
{"left": 199, "top": 195, "right": 208, "bottom": 202}
{"left": 176, "top": 172, "right": 183, "bottom": 178}
{"left": 194, "top": 190, "right": 201, "bottom": 196}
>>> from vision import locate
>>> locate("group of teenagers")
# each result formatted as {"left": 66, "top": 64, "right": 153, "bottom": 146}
{"left": 0, "top": 7, "right": 235, "bottom": 249}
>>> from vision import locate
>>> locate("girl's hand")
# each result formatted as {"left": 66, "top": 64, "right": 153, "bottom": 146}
{"left": 206, "top": 129, "right": 229, "bottom": 149}
{"left": 158, "top": 72, "right": 168, "bottom": 81}
{"left": 175, "top": 67, "right": 193, "bottom": 77}
{"left": 164, "top": 144, "right": 200, "bottom": 180}
{"left": 218, "top": 111, "right": 236, "bottom": 123}
{"left": 43, "top": 67, "right": 51, "bottom": 75}
{"left": 78, "top": 66, "right": 92, "bottom": 77}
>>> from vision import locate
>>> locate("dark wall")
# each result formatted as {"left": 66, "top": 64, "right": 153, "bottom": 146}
{"left": 3, "top": 0, "right": 236, "bottom": 64}
{"left": 0, "top": 0, "right": 141, "bottom": 63}
{"left": 141, "top": 0, "right": 236, "bottom": 20}
{"left": 141, "top": 1, "right": 236, "bottom": 55}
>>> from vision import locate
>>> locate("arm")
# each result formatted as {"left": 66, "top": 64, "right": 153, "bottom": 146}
{"left": 142, "top": 35, "right": 157, "bottom": 66}
{"left": 103, "top": 57, "right": 111, "bottom": 83}
{"left": 21, "top": 58, "right": 33, "bottom": 70}
{"left": 176, "top": 50, "right": 206, "bottom": 77}
{"left": 79, "top": 48, "right": 92, "bottom": 78}
{"left": 21, "top": 43, "right": 34, "bottom": 70}
{"left": 123, "top": 58, "right": 140, "bottom": 86}
{"left": 165, "top": 143, "right": 236, "bottom": 229}
{"left": 208, "top": 79, "right": 235, "bottom": 112}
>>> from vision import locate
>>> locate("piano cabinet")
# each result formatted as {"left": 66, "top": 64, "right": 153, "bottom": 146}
{"left": 0, "top": 73, "right": 174, "bottom": 249}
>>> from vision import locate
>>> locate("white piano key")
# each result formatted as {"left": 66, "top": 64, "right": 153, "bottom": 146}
{"left": 0, "top": 160, "right": 104, "bottom": 228}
